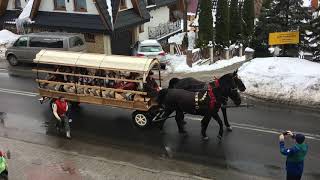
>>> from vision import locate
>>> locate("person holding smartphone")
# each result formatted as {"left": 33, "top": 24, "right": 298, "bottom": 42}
{"left": 279, "top": 131, "right": 308, "bottom": 180}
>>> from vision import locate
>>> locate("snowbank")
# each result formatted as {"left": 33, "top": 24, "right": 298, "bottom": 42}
{"left": 245, "top": 47, "right": 255, "bottom": 52}
{"left": 0, "top": 30, "right": 20, "bottom": 59}
{"left": 239, "top": 57, "right": 320, "bottom": 106}
{"left": 166, "top": 55, "right": 246, "bottom": 73}
{"left": 168, "top": 32, "right": 185, "bottom": 45}
{"left": 0, "top": 30, "right": 20, "bottom": 45}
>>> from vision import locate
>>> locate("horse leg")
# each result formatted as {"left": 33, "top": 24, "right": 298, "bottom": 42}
{"left": 158, "top": 109, "right": 174, "bottom": 133}
{"left": 221, "top": 106, "right": 232, "bottom": 131}
{"left": 212, "top": 113, "right": 224, "bottom": 141}
{"left": 201, "top": 115, "right": 211, "bottom": 141}
{"left": 175, "top": 109, "right": 187, "bottom": 135}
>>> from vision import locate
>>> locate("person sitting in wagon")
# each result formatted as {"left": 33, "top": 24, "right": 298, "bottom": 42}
{"left": 114, "top": 72, "right": 139, "bottom": 101}
{"left": 101, "top": 71, "right": 117, "bottom": 98}
{"left": 62, "top": 67, "right": 76, "bottom": 93}
{"left": 144, "top": 71, "right": 160, "bottom": 98}
{"left": 76, "top": 68, "right": 87, "bottom": 94}
{"left": 47, "top": 66, "right": 65, "bottom": 91}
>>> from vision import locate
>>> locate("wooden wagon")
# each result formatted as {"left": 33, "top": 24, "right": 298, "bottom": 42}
{"left": 33, "top": 49, "right": 164, "bottom": 129}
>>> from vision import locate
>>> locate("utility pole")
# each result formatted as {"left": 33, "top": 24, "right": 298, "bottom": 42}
{"left": 183, "top": 0, "right": 189, "bottom": 32}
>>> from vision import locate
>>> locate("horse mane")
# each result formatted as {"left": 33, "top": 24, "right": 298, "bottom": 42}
{"left": 157, "top": 88, "right": 168, "bottom": 105}
{"left": 168, "top": 78, "right": 180, "bottom": 89}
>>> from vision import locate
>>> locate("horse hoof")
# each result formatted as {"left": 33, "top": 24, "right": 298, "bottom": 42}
{"left": 202, "top": 136, "right": 209, "bottom": 141}
{"left": 227, "top": 126, "right": 233, "bottom": 132}
{"left": 217, "top": 135, "right": 223, "bottom": 141}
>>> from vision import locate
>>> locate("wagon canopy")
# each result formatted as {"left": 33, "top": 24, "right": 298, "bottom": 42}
{"left": 34, "top": 49, "right": 160, "bottom": 80}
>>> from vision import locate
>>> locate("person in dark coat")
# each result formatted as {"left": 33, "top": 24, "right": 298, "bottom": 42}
{"left": 144, "top": 71, "right": 160, "bottom": 98}
{"left": 279, "top": 131, "right": 308, "bottom": 180}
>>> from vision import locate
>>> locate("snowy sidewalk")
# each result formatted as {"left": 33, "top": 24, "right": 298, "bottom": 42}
{"left": 0, "top": 136, "right": 208, "bottom": 180}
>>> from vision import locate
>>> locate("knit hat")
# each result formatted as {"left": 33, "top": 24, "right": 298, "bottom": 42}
{"left": 295, "top": 133, "right": 305, "bottom": 144}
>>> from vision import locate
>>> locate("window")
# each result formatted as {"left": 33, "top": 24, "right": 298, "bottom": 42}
{"left": 139, "top": 25, "right": 144, "bottom": 33}
{"left": 74, "top": 0, "right": 87, "bottom": 12}
{"left": 29, "top": 37, "right": 64, "bottom": 48}
{"left": 54, "top": 0, "right": 66, "bottom": 10}
{"left": 120, "top": 0, "right": 127, "bottom": 10}
{"left": 145, "top": 0, "right": 155, "bottom": 6}
{"left": 69, "top": 36, "right": 84, "bottom": 47}
{"left": 15, "top": 0, "right": 22, "bottom": 9}
{"left": 139, "top": 46, "right": 162, "bottom": 52}
{"left": 84, "top": 33, "right": 95, "bottom": 42}
{"left": 14, "top": 37, "right": 28, "bottom": 47}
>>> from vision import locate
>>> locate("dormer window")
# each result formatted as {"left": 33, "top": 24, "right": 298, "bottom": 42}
{"left": 74, "top": 0, "right": 87, "bottom": 12}
{"left": 15, "top": 0, "right": 22, "bottom": 9}
{"left": 120, "top": 0, "right": 127, "bottom": 10}
{"left": 145, "top": 0, "right": 155, "bottom": 7}
{"left": 54, "top": 0, "right": 66, "bottom": 10}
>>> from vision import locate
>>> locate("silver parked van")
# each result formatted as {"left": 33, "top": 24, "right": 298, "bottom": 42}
{"left": 5, "top": 32, "right": 87, "bottom": 66}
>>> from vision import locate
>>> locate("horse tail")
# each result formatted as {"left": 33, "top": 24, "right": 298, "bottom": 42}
{"left": 168, "top": 78, "right": 180, "bottom": 89}
{"left": 157, "top": 88, "right": 168, "bottom": 105}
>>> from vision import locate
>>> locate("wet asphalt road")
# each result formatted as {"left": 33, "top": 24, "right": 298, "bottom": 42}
{"left": 0, "top": 65, "right": 319, "bottom": 180}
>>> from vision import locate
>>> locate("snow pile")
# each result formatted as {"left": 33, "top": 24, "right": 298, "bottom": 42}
{"left": 0, "top": 30, "right": 20, "bottom": 59}
{"left": 245, "top": 47, "right": 255, "bottom": 52}
{"left": 16, "top": 0, "right": 34, "bottom": 33}
{"left": 168, "top": 32, "right": 185, "bottom": 45}
{"left": 239, "top": 57, "right": 320, "bottom": 106}
{"left": 106, "top": 0, "right": 113, "bottom": 28}
{"left": 166, "top": 55, "right": 246, "bottom": 73}
{"left": 0, "top": 30, "right": 20, "bottom": 45}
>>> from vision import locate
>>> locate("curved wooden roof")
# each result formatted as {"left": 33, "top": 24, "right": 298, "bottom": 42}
{"left": 34, "top": 49, "right": 160, "bottom": 74}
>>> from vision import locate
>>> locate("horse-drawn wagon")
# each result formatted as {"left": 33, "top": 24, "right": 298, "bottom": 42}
{"left": 33, "top": 50, "right": 164, "bottom": 129}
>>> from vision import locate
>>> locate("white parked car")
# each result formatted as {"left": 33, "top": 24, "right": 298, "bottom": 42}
{"left": 132, "top": 40, "right": 168, "bottom": 69}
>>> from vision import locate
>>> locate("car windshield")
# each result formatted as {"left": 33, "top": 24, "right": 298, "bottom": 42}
{"left": 139, "top": 46, "right": 162, "bottom": 52}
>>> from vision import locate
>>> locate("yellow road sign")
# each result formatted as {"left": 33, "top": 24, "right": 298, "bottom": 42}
{"left": 269, "top": 31, "right": 299, "bottom": 45}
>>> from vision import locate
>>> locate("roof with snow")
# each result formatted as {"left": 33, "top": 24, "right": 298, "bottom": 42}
{"left": 4, "top": 0, "right": 151, "bottom": 34}
{"left": 29, "top": 11, "right": 106, "bottom": 33}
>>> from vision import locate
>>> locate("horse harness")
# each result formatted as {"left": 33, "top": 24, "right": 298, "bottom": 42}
{"left": 195, "top": 80, "right": 220, "bottom": 110}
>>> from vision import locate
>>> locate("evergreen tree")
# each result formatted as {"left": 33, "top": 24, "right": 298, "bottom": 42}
{"left": 198, "top": 0, "right": 214, "bottom": 47}
{"left": 242, "top": 0, "right": 254, "bottom": 41}
{"left": 215, "top": 0, "right": 229, "bottom": 47}
{"left": 251, "top": 0, "right": 311, "bottom": 57}
{"left": 267, "top": 0, "right": 311, "bottom": 56}
{"left": 307, "top": 13, "right": 320, "bottom": 61}
{"left": 229, "top": 0, "right": 241, "bottom": 43}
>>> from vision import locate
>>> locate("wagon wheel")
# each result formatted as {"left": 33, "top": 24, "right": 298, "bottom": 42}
{"left": 132, "top": 111, "right": 152, "bottom": 129}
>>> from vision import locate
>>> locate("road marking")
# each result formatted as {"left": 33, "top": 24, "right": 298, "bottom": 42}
{"left": 0, "top": 68, "right": 8, "bottom": 73}
{"left": 0, "top": 88, "right": 38, "bottom": 97}
{"left": 185, "top": 116, "right": 320, "bottom": 141}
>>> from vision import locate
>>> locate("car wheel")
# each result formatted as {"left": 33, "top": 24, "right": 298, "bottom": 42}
{"left": 7, "top": 55, "right": 19, "bottom": 66}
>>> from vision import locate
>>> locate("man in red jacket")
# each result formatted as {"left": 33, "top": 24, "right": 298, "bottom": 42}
{"left": 52, "top": 96, "right": 71, "bottom": 139}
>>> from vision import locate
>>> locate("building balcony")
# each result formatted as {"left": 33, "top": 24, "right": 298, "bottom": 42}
{"left": 148, "top": 20, "right": 182, "bottom": 40}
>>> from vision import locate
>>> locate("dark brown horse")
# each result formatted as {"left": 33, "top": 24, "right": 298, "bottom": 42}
{"left": 168, "top": 70, "right": 246, "bottom": 132}
{"left": 157, "top": 72, "right": 244, "bottom": 141}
